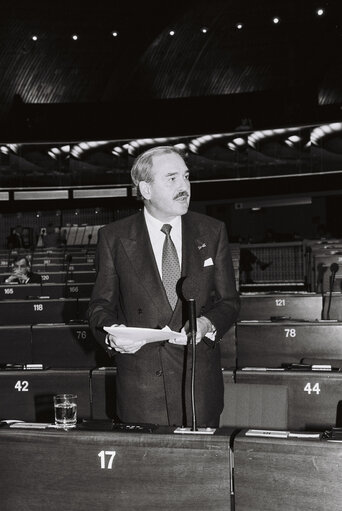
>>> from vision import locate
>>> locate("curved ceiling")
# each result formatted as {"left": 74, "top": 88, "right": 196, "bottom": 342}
{"left": 0, "top": 0, "right": 341, "bottom": 141}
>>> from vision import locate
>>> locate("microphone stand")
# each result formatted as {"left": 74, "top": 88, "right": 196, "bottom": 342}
{"left": 189, "top": 298, "right": 197, "bottom": 432}
{"left": 174, "top": 298, "right": 216, "bottom": 436}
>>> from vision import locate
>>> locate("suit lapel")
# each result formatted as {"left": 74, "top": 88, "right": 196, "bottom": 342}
{"left": 120, "top": 212, "right": 172, "bottom": 315}
{"left": 180, "top": 213, "right": 205, "bottom": 297}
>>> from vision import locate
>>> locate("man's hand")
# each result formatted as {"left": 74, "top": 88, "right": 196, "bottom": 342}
{"left": 169, "top": 317, "right": 214, "bottom": 345}
{"left": 107, "top": 325, "right": 146, "bottom": 354}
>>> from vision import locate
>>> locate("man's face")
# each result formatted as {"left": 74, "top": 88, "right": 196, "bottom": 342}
{"left": 13, "top": 258, "right": 29, "bottom": 275}
{"left": 142, "top": 152, "right": 191, "bottom": 222}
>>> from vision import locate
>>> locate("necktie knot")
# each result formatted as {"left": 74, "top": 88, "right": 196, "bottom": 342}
{"left": 161, "top": 224, "right": 172, "bottom": 236}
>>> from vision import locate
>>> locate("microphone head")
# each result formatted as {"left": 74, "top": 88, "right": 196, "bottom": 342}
{"left": 331, "top": 263, "right": 339, "bottom": 274}
{"left": 180, "top": 275, "right": 200, "bottom": 302}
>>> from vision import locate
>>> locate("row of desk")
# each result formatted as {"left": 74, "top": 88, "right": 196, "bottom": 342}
{"left": 1, "top": 366, "right": 341, "bottom": 432}
{"left": 3, "top": 318, "right": 342, "bottom": 372}
{"left": 0, "top": 424, "right": 341, "bottom": 511}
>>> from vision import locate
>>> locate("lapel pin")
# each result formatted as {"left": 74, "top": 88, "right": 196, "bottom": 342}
{"left": 197, "top": 243, "right": 206, "bottom": 250}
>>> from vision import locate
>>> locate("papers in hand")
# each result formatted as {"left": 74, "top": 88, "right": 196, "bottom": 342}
{"left": 103, "top": 325, "right": 187, "bottom": 344}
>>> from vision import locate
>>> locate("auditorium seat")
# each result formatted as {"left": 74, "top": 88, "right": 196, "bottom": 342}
{"left": 239, "top": 292, "right": 323, "bottom": 321}
{"left": 0, "top": 368, "right": 92, "bottom": 422}
{"left": 31, "top": 324, "right": 112, "bottom": 368}
{"left": 236, "top": 320, "right": 342, "bottom": 368}
{"left": 236, "top": 368, "right": 342, "bottom": 430}
{"left": 0, "top": 325, "right": 32, "bottom": 364}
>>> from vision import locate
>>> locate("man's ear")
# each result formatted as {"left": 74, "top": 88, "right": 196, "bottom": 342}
{"left": 139, "top": 181, "right": 151, "bottom": 200}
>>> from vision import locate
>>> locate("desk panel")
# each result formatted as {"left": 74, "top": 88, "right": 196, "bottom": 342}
{"left": 236, "top": 321, "right": 342, "bottom": 368}
{"left": 0, "top": 426, "right": 233, "bottom": 511}
{"left": 0, "top": 282, "right": 93, "bottom": 300}
{"left": 239, "top": 293, "right": 322, "bottom": 321}
{"left": 0, "top": 326, "right": 32, "bottom": 364}
{"left": 0, "top": 298, "right": 89, "bottom": 325}
{"left": 237, "top": 369, "right": 342, "bottom": 430}
{"left": 31, "top": 324, "right": 111, "bottom": 368}
{"left": 0, "top": 368, "right": 91, "bottom": 421}
{"left": 234, "top": 431, "right": 342, "bottom": 511}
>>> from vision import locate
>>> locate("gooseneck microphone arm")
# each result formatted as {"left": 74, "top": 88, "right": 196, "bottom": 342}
{"left": 188, "top": 298, "right": 197, "bottom": 432}
{"left": 326, "top": 263, "right": 339, "bottom": 320}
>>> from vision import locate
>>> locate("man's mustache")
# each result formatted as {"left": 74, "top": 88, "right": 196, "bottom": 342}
{"left": 173, "top": 191, "right": 189, "bottom": 200}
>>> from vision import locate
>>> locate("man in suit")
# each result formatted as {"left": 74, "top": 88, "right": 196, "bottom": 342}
{"left": 4, "top": 255, "right": 42, "bottom": 284}
{"left": 88, "top": 146, "right": 240, "bottom": 427}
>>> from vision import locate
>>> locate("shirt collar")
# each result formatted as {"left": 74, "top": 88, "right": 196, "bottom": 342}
{"left": 144, "top": 207, "right": 181, "bottom": 232}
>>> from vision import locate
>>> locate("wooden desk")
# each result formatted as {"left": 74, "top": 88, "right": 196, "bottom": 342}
{"left": 0, "top": 425, "right": 233, "bottom": 511}
{"left": 234, "top": 430, "right": 342, "bottom": 511}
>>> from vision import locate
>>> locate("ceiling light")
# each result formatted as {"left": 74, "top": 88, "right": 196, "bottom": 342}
{"left": 72, "top": 34, "right": 78, "bottom": 41}
{"left": 201, "top": 27, "right": 208, "bottom": 33}
{"left": 32, "top": 35, "right": 38, "bottom": 41}
{"left": 316, "top": 8, "right": 324, "bottom": 16}
{"left": 112, "top": 31, "right": 119, "bottom": 37}
{"left": 169, "top": 30, "right": 175, "bottom": 36}
{"left": 273, "top": 17, "right": 280, "bottom": 24}
{"left": 236, "top": 23, "right": 243, "bottom": 30}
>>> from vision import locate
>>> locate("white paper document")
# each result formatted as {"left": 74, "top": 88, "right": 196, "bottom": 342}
{"left": 103, "top": 325, "right": 187, "bottom": 344}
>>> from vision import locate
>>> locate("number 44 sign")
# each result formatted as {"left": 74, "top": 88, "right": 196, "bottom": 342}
{"left": 304, "top": 382, "right": 321, "bottom": 395}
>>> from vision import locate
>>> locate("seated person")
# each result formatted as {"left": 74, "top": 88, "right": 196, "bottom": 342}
{"left": 4, "top": 256, "right": 41, "bottom": 284}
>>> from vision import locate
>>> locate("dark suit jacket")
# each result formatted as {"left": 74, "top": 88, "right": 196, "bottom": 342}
{"left": 88, "top": 210, "right": 240, "bottom": 426}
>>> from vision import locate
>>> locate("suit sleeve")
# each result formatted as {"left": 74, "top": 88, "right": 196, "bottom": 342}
{"left": 203, "top": 222, "right": 240, "bottom": 341}
{"left": 87, "top": 228, "right": 119, "bottom": 355}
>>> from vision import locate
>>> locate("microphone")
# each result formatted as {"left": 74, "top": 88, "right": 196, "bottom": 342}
{"left": 316, "top": 263, "right": 327, "bottom": 320}
{"left": 65, "top": 254, "right": 73, "bottom": 285}
{"left": 86, "top": 233, "right": 92, "bottom": 255}
{"left": 326, "top": 263, "right": 339, "bottom": 320}
{"left": 330, "top": 262, "right": 339, "bottom": 278}
{"left": 188, "top": 298, "right": 197, "bottom": 432}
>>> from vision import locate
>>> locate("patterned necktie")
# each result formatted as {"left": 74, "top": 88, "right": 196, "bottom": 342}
{"left": 161, "top": 224, "right": 181, "bottom": 309}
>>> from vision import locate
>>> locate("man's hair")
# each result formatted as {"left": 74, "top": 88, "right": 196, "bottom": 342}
{"left": 131, "top": 146, "right": 185, "bottom": 199}
{"left": 12, "top": 255, "right": 31, "bottom": 267}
